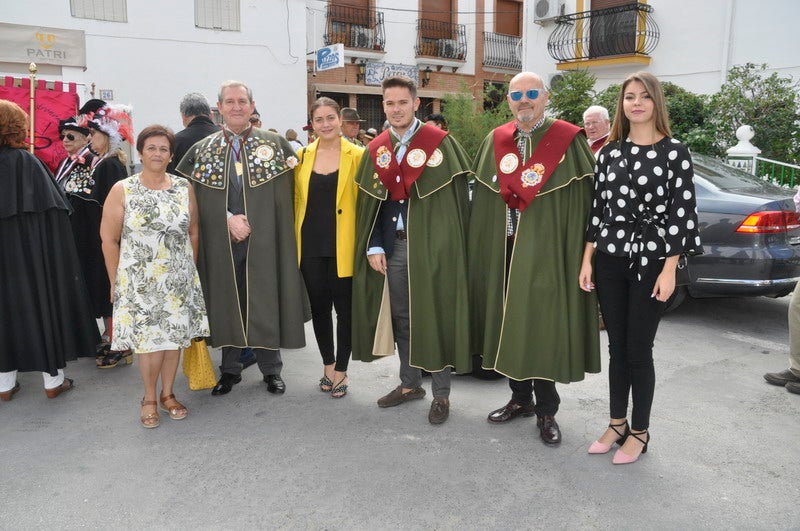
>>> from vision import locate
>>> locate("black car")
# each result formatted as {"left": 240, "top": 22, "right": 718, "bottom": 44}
{"left": 669, "top": 153, "right": 800, "bottom": 310}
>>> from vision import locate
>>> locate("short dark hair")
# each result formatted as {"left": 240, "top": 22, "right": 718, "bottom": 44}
{"left": 382, "top": 76, "right": 417, "bottom": 99}
{"left": 179, "top": 93, "right": 211, "bottom": 118}
{"left": 136, "top": 124, "right": 176, "bottom": 155}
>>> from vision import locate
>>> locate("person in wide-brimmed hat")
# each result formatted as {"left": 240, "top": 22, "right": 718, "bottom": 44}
{"left": 73, "top": 102, "right": 135, "bottom": 368}
{"left": 340, "top": 107, "right": 365, "bottom": 146}
{"left": 54, "top": 116, "right": 93, "bottom": 186}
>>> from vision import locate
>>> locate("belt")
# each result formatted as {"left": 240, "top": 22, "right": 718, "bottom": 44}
{"left": 395, "top": 229, "right": 407, "bottom": 240}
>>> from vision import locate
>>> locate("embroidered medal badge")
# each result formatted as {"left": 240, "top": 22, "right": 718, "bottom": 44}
{"left": 376, "top": 145, "right": 392, "bottom": 169}
{"left": 499, "top": 153, "right": 518, "bottom": 174}
{"left": 406, "top": 148, "right": 426, "bottom": 168}
{"left": 520, "top": 163, "right": 545, "bottom": 188}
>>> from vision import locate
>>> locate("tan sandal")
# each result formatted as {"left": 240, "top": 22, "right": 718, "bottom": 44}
{"left": 140, "top": 399, "right": 160, "bottom": 428}
{"left": 159, "top": 393, "right": 188, "bottom": 420}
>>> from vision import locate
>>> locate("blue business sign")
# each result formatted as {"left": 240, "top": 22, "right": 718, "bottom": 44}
{"left": 316, "top": 44, "right": 344, "bottom": 72}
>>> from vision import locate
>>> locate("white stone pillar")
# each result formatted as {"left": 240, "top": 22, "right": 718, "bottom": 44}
{"left": 726, "top": 125, "right": 761, "bottom": 174}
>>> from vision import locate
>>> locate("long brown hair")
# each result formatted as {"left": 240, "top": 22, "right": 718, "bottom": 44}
{"left": 608, "top": 71, "right": 672, "bottom": 143}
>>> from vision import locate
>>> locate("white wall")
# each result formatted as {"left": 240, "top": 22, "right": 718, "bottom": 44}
{"left": 524, "top": 0, "right": 800, "bottom": 95}
{"left": 1, "top": 0, "right": 308, "bottom": 163}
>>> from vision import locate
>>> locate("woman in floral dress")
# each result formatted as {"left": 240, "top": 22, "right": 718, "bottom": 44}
{"left": 101, "top": 125, "right": 209, "bottom": 428}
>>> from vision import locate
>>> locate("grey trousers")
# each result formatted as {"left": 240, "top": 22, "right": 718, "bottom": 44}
{"left": 221, "top": 347, "right": 282, "bottom": 377}
{"left": 387, "top": 240, "right": 451, "bottom": 398}
{"left": 788, "top": 281, "right": 800, "bottom": 377}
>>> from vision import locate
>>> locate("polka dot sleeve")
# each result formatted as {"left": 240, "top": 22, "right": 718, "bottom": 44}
{"left": 663, "top": 139, "right": 702, "bottom": 257}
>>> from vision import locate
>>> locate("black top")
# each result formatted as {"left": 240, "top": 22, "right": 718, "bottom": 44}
{"left": 301, "top": 169, "right": 338, "bottom": 258}
{"left": 586, "top": 137, "right": 703, "bottom": 278}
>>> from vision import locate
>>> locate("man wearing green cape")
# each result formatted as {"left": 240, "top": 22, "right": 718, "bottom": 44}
{"left": 352, "top": 76, "right": 471, "bottom": 425}
{"left": 469, "top": 72, "right": 601, "bottom": 445}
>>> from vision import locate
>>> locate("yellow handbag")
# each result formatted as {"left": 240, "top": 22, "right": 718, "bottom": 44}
{"left": 182, "top": 338, "right": 217, "bottom": 390}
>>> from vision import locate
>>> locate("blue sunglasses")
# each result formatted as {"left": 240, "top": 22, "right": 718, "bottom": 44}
{"left": 509, "top": 89, "right": 541, "bottom": 101}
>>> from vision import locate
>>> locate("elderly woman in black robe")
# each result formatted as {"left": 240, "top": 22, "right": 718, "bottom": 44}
{"left": 0, "top": 100, "right": 98, "bottom": 400}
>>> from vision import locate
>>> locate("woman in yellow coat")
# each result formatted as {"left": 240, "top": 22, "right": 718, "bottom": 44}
{"left": 295, "top": 97, "right": 364, "bottom": 398}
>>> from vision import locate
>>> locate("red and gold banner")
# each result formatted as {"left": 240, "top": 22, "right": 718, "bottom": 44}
{"left": 0, "top": 77, "right": 79, "bottom": 172}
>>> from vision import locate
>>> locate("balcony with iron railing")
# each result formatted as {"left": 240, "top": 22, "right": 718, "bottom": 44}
{"left": 547, "top": 3, "right": 659, "bottom": 68}
{"left": 323, "top": 5, "right": 385, "bottom": 52}
{"left": 483, "top": 32, "right": 522, "bottom": 71}
{"left": 415, "top": 19, "right": 467, "bottom": 64}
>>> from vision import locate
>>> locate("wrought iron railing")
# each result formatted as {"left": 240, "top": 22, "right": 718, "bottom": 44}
{"left": 415, "top": 19, "right": 467, "bottom": 61}
{"left": 483, "top": 32, "right": 522, "bottom": 70}
{"left": 547, "top": 3, "right": 659, "bottom": 62}
{"left": 324, "top": 5, "right": 385, "bottom": 51}
{"left": 730, "top": 155, "right": 800, "bottom": 187}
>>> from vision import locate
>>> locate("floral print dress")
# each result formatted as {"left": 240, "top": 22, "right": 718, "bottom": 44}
{"left": 111, "top": 175, "right": 209, "bottom": 353}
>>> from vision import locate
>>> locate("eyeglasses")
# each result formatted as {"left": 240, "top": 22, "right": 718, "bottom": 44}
{"left": 61, "top": 133, "right": 76, "bottom": 141}
{"left": 509, "top": 89, "right": 540, "bottom": 102}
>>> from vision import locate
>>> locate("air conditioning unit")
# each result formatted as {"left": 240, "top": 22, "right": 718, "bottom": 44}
{"left": 548, "top": 73, "right": 565, "bottom": 89}
{"left": 352, "top": 26, "right": 374, "bottom": 49}
{"left": 437, "top": 38, "right": 458, "bottom": 59}
{"left": 533, "top": 0, "right": 565, "bottom": 24}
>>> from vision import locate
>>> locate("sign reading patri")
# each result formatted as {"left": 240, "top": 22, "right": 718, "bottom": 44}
{"left": 0, "top": 23, "right": 86, "bottom": 68}
{"left": 316, "top": 44, "right": 344, "bottom": 72}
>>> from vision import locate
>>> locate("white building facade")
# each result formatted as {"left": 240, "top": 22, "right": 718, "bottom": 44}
{"left": 524, "top": 0, "right": 800, "bottom": 95}
{"left": 0, "top": 0, "right": 308, "bottom": 163}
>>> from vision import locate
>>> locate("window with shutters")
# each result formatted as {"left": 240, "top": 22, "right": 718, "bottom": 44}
{"left": 195, "top": 0, "right": 241, "bottom": 32}
{"left": 70, "top": 0, "right": 127, "bottom": 22}
{"left": 324, "top": 1, "right": 384, "bottom": 51}
{"left": 495, "top": 0, "right": 522, "bottom": 37}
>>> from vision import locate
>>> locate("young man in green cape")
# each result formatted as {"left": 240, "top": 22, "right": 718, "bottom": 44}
{"left": 351, "top": 76, "right": 472, "bottom": 425}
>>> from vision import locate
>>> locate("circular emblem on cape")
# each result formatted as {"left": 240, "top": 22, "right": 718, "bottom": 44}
{"left": 406, "top": 148, "right": 426, "bottom": 168}
{"left": 376, "top": 145, "right": 392, "bottom": 169}
{"left": 426, "top": 148, "right": 443, "bottom": 167}
{"left": 255, "top": 145, "right": 274, "bottom": 161}
{"left": 520, "top": 164, "right": 544, "bottom": 189}
{"left": 499, "top": 153, "right": 519, "bottom": 174}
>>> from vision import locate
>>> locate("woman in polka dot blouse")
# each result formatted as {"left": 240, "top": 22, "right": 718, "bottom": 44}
{"left": 579, "top": 71, "right": 703, "bottom": 465}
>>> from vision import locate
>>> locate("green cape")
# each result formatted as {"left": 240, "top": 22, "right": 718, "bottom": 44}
{"left": 351, "top": 133, "right": 473, "bottom": 373}
{"left": 176, "top": 129, "right": 306, "bottom": 349}
{"left": 468, "top": 119, "right": 601, "bottom": 383}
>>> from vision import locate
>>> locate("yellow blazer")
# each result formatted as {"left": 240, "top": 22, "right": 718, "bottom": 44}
{"left": 294, "top": 137, "right": 364, "bottom": 277}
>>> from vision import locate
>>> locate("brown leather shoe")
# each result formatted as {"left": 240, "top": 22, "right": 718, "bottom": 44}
{"left": 0, "top": 382, "right": 20, "bottom": 401}
{"left": 377, "top": 386, "right": 426, "bottom": 408}
{"left": 764, "top": 369, "right": 800, "bottom": 387}
{"left": 487, "top": 400, "right": 536, "bottom": 423}
{"left": 428, "top": 397, "right": 450, "bottom": 424}
{"left": 45, "top": 378, "right": 74, "bottom": 399}
{"left": 537, "top": 415, "right": 561, "bottom": 445}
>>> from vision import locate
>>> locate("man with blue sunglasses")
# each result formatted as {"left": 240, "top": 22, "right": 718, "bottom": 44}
{"left": 468, "top": 71, "right": 601, "bottom": 446}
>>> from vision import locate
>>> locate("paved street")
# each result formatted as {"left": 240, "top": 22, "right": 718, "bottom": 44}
{"left": 2, "top": 295, "right": 799, "bottom": 530}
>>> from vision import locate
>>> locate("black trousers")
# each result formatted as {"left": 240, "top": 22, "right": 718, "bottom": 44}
{"left": 504, "top": 236, "right": 559, "bottom": 416}
{"left": 300, "top": 257, "right": 352, "bottom": 372}
{"left": 595, "top": 251, "right": 664, "bottom": 431}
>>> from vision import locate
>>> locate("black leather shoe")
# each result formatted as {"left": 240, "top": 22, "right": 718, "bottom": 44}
{"left": 264, "top": 374, "right": 286, "bottom": 394}
{"left": 211, "top": 373, "right": 242, "bottom": 396}
{"left": 537, "top": 415, "right": 561, "bottom": 445}
{"left": 487, "top": 400, "right": 536, "bottom": 423}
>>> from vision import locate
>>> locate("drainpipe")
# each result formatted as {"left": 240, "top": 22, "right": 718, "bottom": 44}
{"left": 720, "top": 0, "right": 735, "bottom": 87}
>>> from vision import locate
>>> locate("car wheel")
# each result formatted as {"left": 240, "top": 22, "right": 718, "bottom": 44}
{"left": 663, "top": 286, "right": 687, "bottom": 313}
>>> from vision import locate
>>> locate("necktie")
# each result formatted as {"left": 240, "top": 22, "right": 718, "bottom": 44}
{"left": 232, "top": 136, "right": 242, "bottom": 185}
